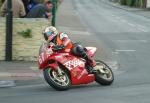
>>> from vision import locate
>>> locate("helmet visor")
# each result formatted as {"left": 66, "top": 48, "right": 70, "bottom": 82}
{"left": 46, "top": 31, "right": 53, "bottom": 36}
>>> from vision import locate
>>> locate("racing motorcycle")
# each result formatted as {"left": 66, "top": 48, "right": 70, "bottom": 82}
{"left": 38, "top": 42, "right": 114, "bottom": 91}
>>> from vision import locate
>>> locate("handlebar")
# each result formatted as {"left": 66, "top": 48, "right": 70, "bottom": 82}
{"left": 48, "top": 43, "right": 64, "bottom": 52}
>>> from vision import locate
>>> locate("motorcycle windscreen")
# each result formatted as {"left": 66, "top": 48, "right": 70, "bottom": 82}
{"left": 85, "top": 47, "right": 97, "bottom": 57}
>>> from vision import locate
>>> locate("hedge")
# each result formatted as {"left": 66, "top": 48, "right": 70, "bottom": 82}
{"left": 119, "top": 0, "right": 146, "bottom": 8}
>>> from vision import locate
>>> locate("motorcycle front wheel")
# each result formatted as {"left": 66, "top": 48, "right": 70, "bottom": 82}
{"left": 94, "top": 60, "right": 114, "bottom": 85}
{"left": 43, "top": 67, "right": 71, "bottom": 91}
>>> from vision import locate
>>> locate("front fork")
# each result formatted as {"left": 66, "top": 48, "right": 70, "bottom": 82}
{"left": 47, "top": 62, "right": 63, "bottom": 76}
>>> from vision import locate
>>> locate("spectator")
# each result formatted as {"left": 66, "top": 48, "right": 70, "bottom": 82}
{"left": 26, "top": 1, "right": 53, "bottom": 19}
{"left": 1, "top": 0, "right": 5, "bottom": 3}
{"left": 22, "top": 0, "right": 42, "bottom": 15}
{"left": 0, "top": 0, "right": 5, "bottom": 6}
{"left": 0, "top": 0, "right": 26, "bottom": 18}
{"left": 27, "top": 0, "right": 39, "bottom": 13}
{"left": 22, "top": 0, "right": 30, "bottom": 14}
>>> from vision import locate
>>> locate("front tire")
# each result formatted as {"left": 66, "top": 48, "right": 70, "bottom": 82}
{"left": 43, "top": 67, "right": 71, "bottom": 91}
{"left": 94, "top": 60, "right": 114, "bottom": 85}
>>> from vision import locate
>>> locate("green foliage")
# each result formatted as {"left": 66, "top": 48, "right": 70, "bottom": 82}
{"left": 17, "top": 29, "right": 32, "bottom": 38}
{"left": 0, "top": 1, "right": 2, "bottom": 15}
{"left": 120, "top": 0, "right": 126, "bottom": 5}
{"left": 119, "top": 0, "right": 146, "bottom": 8}
{"left": 139, "top": 0, "right": 146, "bottom": 8}
{"left": 126, "top": 0, "right": 134, "bottom": 6}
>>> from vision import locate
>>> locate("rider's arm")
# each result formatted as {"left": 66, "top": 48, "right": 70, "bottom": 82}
{"left": 59, "top": 33, "right": 71, "bottom": 47}
{"left": 52, "top": 33, "right": 70, "bottom": 51}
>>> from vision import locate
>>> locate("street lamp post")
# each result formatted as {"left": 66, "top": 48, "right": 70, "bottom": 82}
{"left": 51, "top": 0, "right": 57, "bottom": 26}
{"left": 5, "top": 0, "right": 13, "bottom": 61}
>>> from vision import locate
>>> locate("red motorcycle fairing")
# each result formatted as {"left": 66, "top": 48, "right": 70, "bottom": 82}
{"left": 70, "top": 66, "right": 95, "bottom": 85}
{"left": 53, "top": 53, "right": 95, "bottom": 85}
{"left": 38, "top": 46, "right": 97, "bottom": 85}
{"left": 38, "top": 47, "right": 54, "bottom": 69}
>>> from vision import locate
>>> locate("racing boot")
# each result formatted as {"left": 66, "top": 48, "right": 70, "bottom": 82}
{"left": 88, "top": 56, "right": 96, "bottom": 67}
{"left": 83, "top": 54, "right": 97, "bottom": 73}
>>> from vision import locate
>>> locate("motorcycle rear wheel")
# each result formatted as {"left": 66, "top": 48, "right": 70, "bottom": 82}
{"left": 94, "top": 60, "right": 114, "bottom": 85}
{"left": 43, "top": 67, "right": 71, "bottom": 91}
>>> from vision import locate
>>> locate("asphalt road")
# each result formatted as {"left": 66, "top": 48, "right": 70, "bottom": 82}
{"left": 1, "top": 0, "right": 150, "bottom": 103}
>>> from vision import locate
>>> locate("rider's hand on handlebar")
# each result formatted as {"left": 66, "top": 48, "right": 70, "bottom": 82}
{"left": 52, "top": 45, "right": 65, "bottom": 51}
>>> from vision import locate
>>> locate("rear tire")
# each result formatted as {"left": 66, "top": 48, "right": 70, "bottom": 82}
{"left": 95, "top": 60, "right": 114, "bottom": 85}
{"left": 43, "top": 67, "right": 71, "bottom": 91}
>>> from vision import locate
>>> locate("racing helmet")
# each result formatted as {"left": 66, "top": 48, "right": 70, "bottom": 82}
{"left": 42, "top": 26, "right": 58, "bottom": 41}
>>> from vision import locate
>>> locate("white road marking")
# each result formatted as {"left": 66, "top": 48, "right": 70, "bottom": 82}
{"left": 138, "top": 27, "right": 149, "bottom": 32}
{"left": 116, "top": 40, "right": 147, "bottom": 43}
{"left": 112, "top": 51, "right": 119, "bottom": 54}
{"left": 115, "top": 50, "right": 136, "bottom": 52}
{"left": 137, "top": 25, "right": 149, "bottom": 32}
{"left": 115, "top": 17, "right": 149, "bottom": 32}
{"left": 0, "top": 80, "right": 16, "bottom": 87}
{"left": 127, "top": 23, "right": 136, "bottom": 27}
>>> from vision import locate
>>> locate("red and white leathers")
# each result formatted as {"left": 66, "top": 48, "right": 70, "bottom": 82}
{"left": 55, "top": 32, "right": 73, "bottom": 52}
{"left": 43, "top": 26, "right": 96, "bottom": 73}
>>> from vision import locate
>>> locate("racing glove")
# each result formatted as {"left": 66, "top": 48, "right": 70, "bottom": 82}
{"left": 53, "top": 44, "right": 65, "bottom": 51}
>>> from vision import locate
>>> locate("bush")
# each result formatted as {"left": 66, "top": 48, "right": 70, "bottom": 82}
{"left": 126, "top": 0, "right": 134, "bottom": 6}
{"left": 18, "top": 29, "right": 32, "bottom": 38}
{"left": 120, "top": 0, "right": 126, "bottom": 5}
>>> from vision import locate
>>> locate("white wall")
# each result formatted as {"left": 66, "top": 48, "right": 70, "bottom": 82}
{"left": 147, "top": 0, "right": 150, "bottom": 8}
